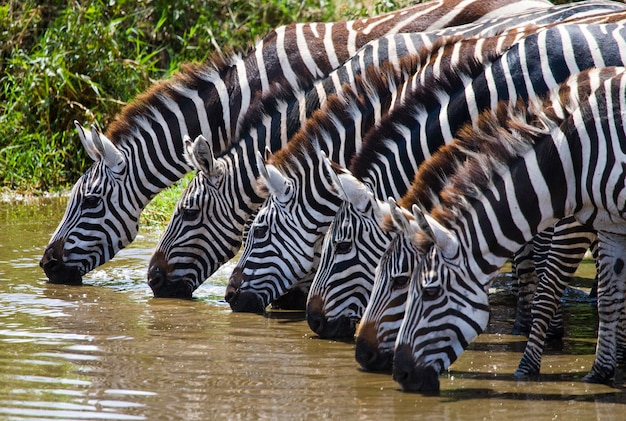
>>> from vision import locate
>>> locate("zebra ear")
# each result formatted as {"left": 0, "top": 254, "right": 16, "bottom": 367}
{"left": 337, "top": 173, "right": 373, "bottom": 213}
{"left": 388, "top": 197, "right": 418, "bottom": 238}
{"left": 411, "top": 204, "right": 459, "bottom": 259}
{"left": 90, "top": 124, "right": 125, "bottom": 171}
{"left": 75, "top": 121, "right": 99, "bottom": 162}
{"left": 187, "top": 135, "right": 218, "bottom": 176}
{"left": 320, "top": 151, "right": 343, "bottom": 192}
{"left": 256, "top": 150, "right": 290, "bottom": 199}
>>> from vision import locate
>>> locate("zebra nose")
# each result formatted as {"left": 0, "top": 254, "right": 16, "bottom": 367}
{"left": 355, "top": 325, "right": 392, "bottom": 372}
{"left": 356, "top": 340, "right": 393, "bottom": 372}
{"left": 306, "top": 295, "right": 326, "bottom": 334}
{"left": 147, "top": 251, "right": 168, "bottom": 291}
{"left": 392, "top": 344, "right": 440, "bottom": 393}
{"left": 40, "top": 239, "right": 82, "bottom": 285}
{"left": 228, "top": 291, "right": 265, "bottom": 313}
{"left": 40, "top": 238, "right": 64, "bottom": 271}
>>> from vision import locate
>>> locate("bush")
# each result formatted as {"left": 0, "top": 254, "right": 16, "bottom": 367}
{"left": 2, "top": 0, "right": 409, "bottom": 191}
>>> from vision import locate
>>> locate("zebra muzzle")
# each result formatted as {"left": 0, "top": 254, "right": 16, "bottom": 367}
{"left": 40, "top": 239, "right": 83, "bottom": 285}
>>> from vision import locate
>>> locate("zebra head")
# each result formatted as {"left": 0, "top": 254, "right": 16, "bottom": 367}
{"left": 225, "top": 150, "right": 345, "bottom": 313}
{"left": 354, "top": 198, "right": 416, "bottom": 372}
{"left": 306, "top": 175, "right": 391, "bottom": 339}
{"left": 40, "top": 122, "right": 131, "bottom": 285}
{"left": 393, "top": 205, "right": 490, "bottom": 393}
{"left": 148, "top": 135, "right": 247, "bottom": 298}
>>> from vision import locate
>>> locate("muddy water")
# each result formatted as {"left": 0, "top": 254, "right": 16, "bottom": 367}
{"left": 1, "top": 196, "right": 625, "bottom": 420}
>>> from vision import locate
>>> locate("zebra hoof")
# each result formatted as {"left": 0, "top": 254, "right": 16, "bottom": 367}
{"left": 582, "top": 367, "right": 615, "bottom": 385}
{"left": 513, "top": 368, "right": 540, "bottom": 381}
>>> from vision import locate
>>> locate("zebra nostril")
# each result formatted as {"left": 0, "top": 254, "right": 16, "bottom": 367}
{"left": 148, "top": 266, "right": 166, "bottom": 290}
{"left": 224, "top": 288, "right": 239, "bottom": 304}
{"left": 306, "top": 310, "right": 325, "bottom": 335}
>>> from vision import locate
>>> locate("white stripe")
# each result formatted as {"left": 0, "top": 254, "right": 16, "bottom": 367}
{"left": 255, "top": 38, "right": 269, "bottom": 92}
{"left": 323, "top": 23, "right": 340, "bottom": 68}
{"left": 276, "top": 27, "right": 300, "bottom": 89}
{"left": 296, "top": 23, "right": 324, "bottom": 79}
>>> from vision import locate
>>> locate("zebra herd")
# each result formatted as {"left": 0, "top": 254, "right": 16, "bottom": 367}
{"left": 40, "top": 0, "right": 626, "bottom": 393}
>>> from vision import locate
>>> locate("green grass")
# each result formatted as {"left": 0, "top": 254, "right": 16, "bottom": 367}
{"left": 2, "top": 0, "right": 412, "bottom": 194}
{"left": 0, "top": 0, "right": 412, "bottom": 222}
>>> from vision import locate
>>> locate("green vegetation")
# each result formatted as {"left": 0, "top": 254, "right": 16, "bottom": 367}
{"left": 1, "top": 0, "right": 409, "bottom": 191}
{"left": 0, "top": 0, "right": 410, "bottom": 225}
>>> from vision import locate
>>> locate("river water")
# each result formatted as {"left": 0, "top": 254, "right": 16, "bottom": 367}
{"left": 1, "top": 195, "right": 624, "bottom": 420}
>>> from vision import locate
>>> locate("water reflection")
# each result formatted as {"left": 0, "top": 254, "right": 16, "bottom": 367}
{"left": 1, "top": 196, "right": 625, "bottom": 420}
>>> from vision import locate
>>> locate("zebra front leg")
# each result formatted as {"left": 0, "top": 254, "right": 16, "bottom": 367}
{"left": 514, "top": 267, "right": 571, "bottom": 379}
{"left": 582, "top": 231, "right": 626, "bottom": 384}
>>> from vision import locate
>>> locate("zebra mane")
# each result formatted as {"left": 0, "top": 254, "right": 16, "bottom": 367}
{"left": 105, "top": 51, "right": 240, "bottom": 144}
{"left": 418, "top": 100, "right": 564, "bottom": 251}
{"left": 237, "top": 35, "right": 471, "bottom": 148}
{"left": 263, "top": 53, "right": 426, "bottom": 174}
{"left": 349, "top": 34, "right": 505, "bottom": 182}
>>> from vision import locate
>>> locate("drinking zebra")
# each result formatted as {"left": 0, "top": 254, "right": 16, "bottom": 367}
{"left": 228, "top": 19, "right": 626, "bottom": 319}
{"left": 147, "top": 0, "right": 602, "bottom": 299}
{"left": 392, "top": 66, "right": 626, "bottom": 392}
{"left": 41, "top": 0, "right": 520, "bottom": 285}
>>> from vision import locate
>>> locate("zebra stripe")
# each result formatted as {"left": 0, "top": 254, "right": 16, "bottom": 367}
{"left": 42, "top": 0, "right": 514, "bottom": 285}
{"left": 393, "top": 66, "right": 626, "bottom": 393}
{"left": 229, "top": 17, "right": 626, "bottom": 317}
{"left": 309, "top": 17, "right": 626, "bottom": 342}
{"left": 150, "top": 0, "right": 590, "bottom": 300}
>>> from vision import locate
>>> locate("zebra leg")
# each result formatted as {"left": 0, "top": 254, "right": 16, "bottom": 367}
{"left": 515, "top": 219, "right": 594, "bottom": 379}
{"left": 582, "top": 231, "right": 626, "bottom": 384}
{"left": 512, "top": 241, "right": 537, "bottom": 336}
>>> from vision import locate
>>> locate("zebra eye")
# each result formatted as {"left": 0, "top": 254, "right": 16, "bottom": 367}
{"left": 182, "top": 208, "right": 200, "bottom": 221}
{"left": 391, "top": 275, "right": 410, "bottom": 289}
{"left": 253, "top": 226, "right": 268, "bottom": 238}
{"left": 335, "top": 241, "right": 352, "bottom": 254}
{"left": 422, "top": 285, "right": 442, "bottom": 300}
{"left": 81, "top": 195, "right": 101, "bottom": 210}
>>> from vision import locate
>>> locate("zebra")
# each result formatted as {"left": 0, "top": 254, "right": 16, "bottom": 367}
{"left": 307, "top": 11, "right": 626, "bottom": 339}
{"left": 228, "top": 19, "right": 626, "bottom": 318}
{"left": 147, "top": 38, "right": 450, "bottom": 299}
{"left": 392, "top": 66, "right": 626, "bottom": 392}
{"left": 147, "top": 0, "right": 601, "bottom": 299}
{"left": 41, "top": 0, "right": 521, "bottom": 286}
{"left": 225, "top": 22, "right": 548, "bottom": 313}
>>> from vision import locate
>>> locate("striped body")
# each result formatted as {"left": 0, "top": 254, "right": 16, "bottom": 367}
{"left": 149, "top": 0, "right": 590, "bottom": 299}
{"left": 230, "top": 18, "right": 626, "bottom": 316}
{"left": 41, "top": 0, "right": 524, "bottom": 285}
{"left": 310, "top": 14, "right": 626, "bottom": 341}
{"left": 393, "top": 67, "right": 626, "bottom": 392}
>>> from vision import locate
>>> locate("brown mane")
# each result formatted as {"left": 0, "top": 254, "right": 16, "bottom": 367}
{"left": 104, "top": 50, "right": 239, "bottom": 143}
{"left": 265, "top": 53, "right": 425, "bottom": 173}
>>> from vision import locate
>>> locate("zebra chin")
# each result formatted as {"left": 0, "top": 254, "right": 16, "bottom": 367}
{"left": 392, "top": 344, "right": 440, "bottom": 394}
{"left": 306, "top": 296, "right": 356, "bottom": 339}
{"left": 354, "top": 337, "right": 393, "bottom": 372}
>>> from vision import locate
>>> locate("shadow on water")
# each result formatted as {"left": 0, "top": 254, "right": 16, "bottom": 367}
{"left": 2, "top": 196, "right": 626, "bottom": 420}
